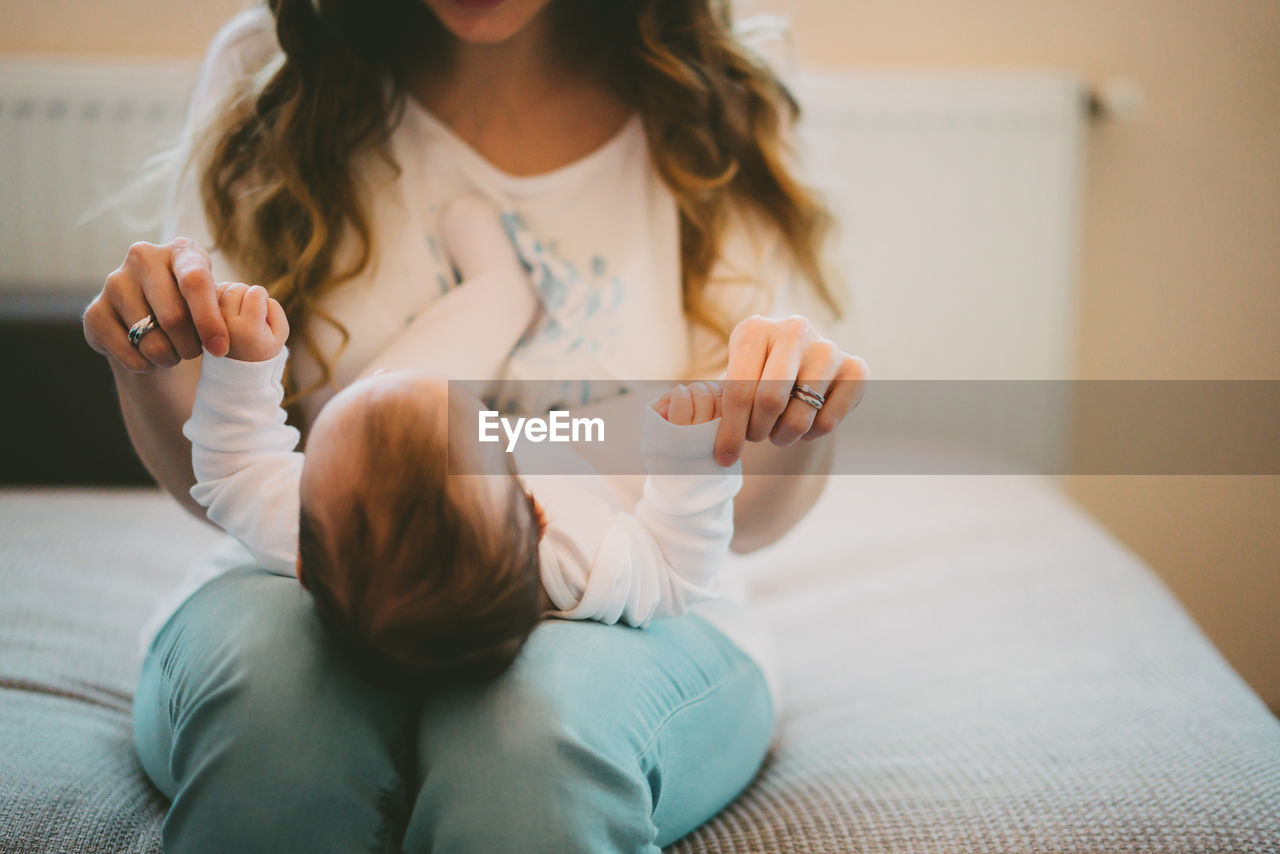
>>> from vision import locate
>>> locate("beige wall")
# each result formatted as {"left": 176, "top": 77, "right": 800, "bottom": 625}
{"left": 3, "top": 0, "right": 1277, "bottom": 710}
{"left": 0, "top": 0, "right": 249, "bottom": 56}
{"left": 785, "top": 0, "right": 1280, "bottom": 713}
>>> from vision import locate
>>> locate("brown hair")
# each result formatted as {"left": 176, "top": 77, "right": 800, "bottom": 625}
{"left": 190, "top": 0, "right": 843, "bottom": 428}
{"left": 296, "top": 391, "right": 543, "bottom": 692}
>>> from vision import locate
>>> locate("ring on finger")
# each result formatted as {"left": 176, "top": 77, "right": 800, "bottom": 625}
{"left": 790, "top": 382, "right": 826, "bottom": 410}
{"left": 128, "top": 314, "right": 158, "bottom": 347}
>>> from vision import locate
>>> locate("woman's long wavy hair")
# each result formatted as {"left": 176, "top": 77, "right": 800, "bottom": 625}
{"left": 194, "top": 0, "right": 842, "bottom": 427}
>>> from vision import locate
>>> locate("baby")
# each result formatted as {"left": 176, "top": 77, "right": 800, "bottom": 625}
{"left": 183, "top": 196, "right": 742, "bottom": 693}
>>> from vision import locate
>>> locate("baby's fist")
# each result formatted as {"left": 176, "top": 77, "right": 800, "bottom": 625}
{"left": 216, "top": 282, "right": 289, "bottom": 362}
{"left": 654, "top": 381, "right": 722, "bottom": 426}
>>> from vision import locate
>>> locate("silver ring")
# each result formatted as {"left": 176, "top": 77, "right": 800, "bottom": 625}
{"left": 128, "top": 315, "right": 157, "bottom": 347}
{"left": 791, "top": 382, "right": 825, "bottom": 410}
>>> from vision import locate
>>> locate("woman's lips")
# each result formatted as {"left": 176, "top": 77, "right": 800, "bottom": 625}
{"left": 452, "top": 0, "right": 506, "bottom": 9}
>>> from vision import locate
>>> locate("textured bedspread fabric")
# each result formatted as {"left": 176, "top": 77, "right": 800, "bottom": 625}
{"left": 0, "top": 489, "right": 224, "bottom": 853}
{"left": 674, "top": 475, "right": 1280, "bottom": 853}
{"left": 2, "top": 480, "right": 1278, "bottom": 853}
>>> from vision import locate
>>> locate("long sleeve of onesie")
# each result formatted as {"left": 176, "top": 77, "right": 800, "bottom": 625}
{"left": 184, "top": 347, "right": 301, "bottom": 577}
{"left": 534, "top": 406, "right": 744, "bottom": 628}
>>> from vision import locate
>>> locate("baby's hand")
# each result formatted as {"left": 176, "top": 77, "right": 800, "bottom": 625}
{"left": 652, "top": 381, "right": 722, "bottom": 426}
{"left": 215, "top": 282, "right": 289, "bottom": 362}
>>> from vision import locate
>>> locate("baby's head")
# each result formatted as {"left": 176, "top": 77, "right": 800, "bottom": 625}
{"left": 296, "top": 371, "right": 544, "bottom": 692}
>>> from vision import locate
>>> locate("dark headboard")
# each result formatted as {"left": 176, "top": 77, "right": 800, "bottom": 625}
{"left": 1, "top": 288, "right": 153, "bottom": 486}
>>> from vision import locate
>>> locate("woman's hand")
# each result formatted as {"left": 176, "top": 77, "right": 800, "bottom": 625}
{"left": 713, "top": 314, "right": 868, "bottom": 467}
{"left": 83, "top": 237, "right": 231, "bottom": 372}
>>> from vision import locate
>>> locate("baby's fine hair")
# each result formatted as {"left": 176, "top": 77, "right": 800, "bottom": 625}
{"left": 297, "top": 392, "right": 543, "bottom": 694}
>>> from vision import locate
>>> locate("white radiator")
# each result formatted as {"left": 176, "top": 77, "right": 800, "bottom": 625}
{"left": 0, "top": 58, "right": 197, "bottom": 292}
{"left": 0, "top": 60, "right": 1085, "bottom": 384}
{"left": 792, "top": 70, "right": 1087, "bottom": 381}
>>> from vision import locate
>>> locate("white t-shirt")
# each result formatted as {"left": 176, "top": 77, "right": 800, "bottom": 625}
{"left": 151, "top": 6, "right": 837, "bottom": 726}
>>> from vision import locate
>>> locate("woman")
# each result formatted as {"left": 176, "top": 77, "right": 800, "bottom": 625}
{"left": 82, "top": 0, "right": 867, "bottom": 850}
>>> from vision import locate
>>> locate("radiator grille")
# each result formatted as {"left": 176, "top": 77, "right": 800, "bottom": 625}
{"left": 792, "top": 71, "right": 1086, "bottom": 381}
{"left": 0, "top": 59, "right": 196, "bottom": 291}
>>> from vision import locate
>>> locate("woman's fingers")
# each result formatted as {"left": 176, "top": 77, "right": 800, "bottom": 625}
{"left": 82, "top": 296, "right": 152, "bottom": 372}
{"left": 712, "top": 313, "right": 869, "bottom": 460}
{"left": 82, "top": 237, "right": 225, "bottom": 372}
{"left": 749, "top": 317, "right": 808, "bottom": 443}
{"left": 82, "top": 277, "right": 148, "bottom": 371}
{"left": 106, "top": 273, "right": 180, "bottom": 369}
{"left": 170, "top": 238, "right": 228, "bottom": 357}
{"left": 771, "top": 340, "right": 840, "bottom": 447}
{"left": 130, "top": 247, "right": 200, "bottom": 360}
{"left": 801, "top": 355, "right": 870, "bottom": 441}
{"left": 714, "top": 317, "right": 769, "bottom": 466}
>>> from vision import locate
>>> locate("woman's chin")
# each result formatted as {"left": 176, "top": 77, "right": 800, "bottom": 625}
{"left": 424, "top": 0, "right": 552, "bottom": 45}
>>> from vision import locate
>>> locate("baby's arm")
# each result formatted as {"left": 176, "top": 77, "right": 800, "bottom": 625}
{"left": 538, "top": 381, "right": 743, "bottom": 628}
{"left": 183, "top": 283, "right": 301, "bottom": 576}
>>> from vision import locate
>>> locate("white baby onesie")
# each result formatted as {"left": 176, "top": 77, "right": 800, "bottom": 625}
{"left": 183, "top": 346, "right": 743, "bottom": 629}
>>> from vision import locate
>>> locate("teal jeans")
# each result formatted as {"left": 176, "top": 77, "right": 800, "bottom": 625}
{"left": 132, "top": 567, "right": 774, "bottom": 853}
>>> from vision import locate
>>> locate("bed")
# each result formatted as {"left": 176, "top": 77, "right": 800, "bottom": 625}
{"left": 3, "top": 473, "right": 1278, "bottom": 853}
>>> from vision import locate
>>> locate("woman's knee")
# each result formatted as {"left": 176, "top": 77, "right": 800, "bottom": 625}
{"left": 150, "top": 568, "right": 319, "bottom": 708}
{"left": 138, "top": 568, "right": 416, "bottom": 853}
{"left": 405, "top": 620, "right": 663, "bottom": 854}
{"left": 403, "top": 615, "right": 774, "bottom": 854}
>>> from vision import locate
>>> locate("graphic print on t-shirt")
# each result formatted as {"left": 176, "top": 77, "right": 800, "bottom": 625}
{"left": 487, "top": 209, "right": 631, "bottom": 415}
